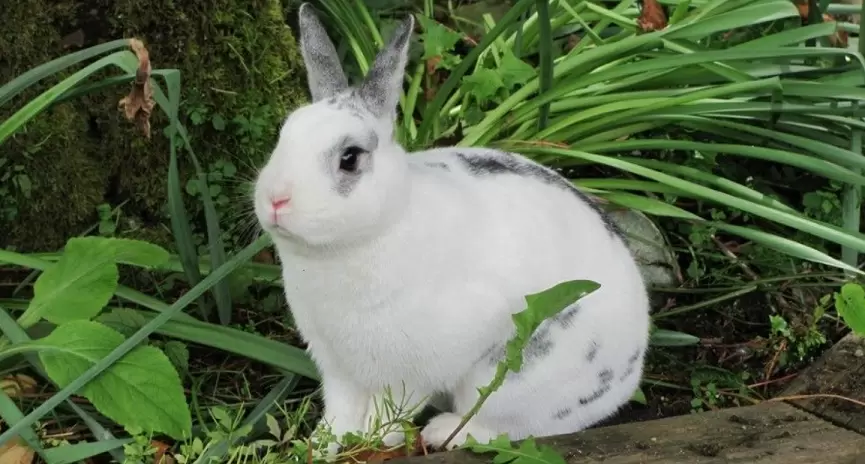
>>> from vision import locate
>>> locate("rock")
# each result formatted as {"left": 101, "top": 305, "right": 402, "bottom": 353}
{"left": 607, "top": 209, "right": 679, "bottom": 288}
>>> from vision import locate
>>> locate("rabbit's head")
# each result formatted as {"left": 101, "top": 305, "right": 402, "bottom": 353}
{"left": 254, "top": 3, "right": 414, "bottom": 247}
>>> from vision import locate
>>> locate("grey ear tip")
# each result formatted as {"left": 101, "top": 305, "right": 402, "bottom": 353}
{"left": 396, "top": 14, "right": 415, "bottom": 38}
{"left": 298, "top": 2, "right": 319, "bottom": 23}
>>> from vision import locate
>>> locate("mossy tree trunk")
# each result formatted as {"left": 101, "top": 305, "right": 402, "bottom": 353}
{"left": 0, "top": 0, "right": 309, "bottom": 252}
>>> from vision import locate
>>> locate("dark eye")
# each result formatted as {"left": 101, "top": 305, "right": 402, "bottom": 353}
{"left": 339, "top": 146, "right": 365, "bottom": 173}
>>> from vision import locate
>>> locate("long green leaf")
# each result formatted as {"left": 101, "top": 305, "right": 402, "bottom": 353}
{"left": 0, "top": 39, "right": 131, "bottom": 107}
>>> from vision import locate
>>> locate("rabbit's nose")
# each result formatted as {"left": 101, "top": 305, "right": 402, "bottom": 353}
{"left": 271, "top": 197, "right": 291, "bottom": 211}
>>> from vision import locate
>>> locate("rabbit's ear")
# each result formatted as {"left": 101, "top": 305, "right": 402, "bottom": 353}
{"left": 298, "top": 3, "right": 349, "bottom": 101}
{"left": 358, "top": 15, "right": 414, "bottom": 119}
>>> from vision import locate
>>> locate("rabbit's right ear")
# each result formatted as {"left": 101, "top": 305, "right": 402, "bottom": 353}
{"left": 298, "top": 3, "right": 349, "bottom": 101}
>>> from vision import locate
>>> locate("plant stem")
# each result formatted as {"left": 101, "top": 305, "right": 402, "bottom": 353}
{"left": 439, "top": 362, "right": 508, "bottom": 450}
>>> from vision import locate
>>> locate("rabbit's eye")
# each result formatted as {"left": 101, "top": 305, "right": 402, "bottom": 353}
{"left": 339, "top": 146, "right": 365, "bottom": 173}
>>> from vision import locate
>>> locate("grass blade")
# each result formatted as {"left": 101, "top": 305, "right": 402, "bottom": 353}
{"left": 42, "top": 439, "right": 133, "bottom": 464}
{"left": 192, "top": 374, "right": 299, "bottom": 463}
{"left": 535, "top": 0, "right": 553, "bottom": 131}
{"left": 0, "top": 39, "right": 130, "bottom": 107}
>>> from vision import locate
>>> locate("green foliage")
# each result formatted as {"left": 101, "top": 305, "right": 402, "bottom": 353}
{"left": 322, "top": 0, "right": 865, "bottom": 277}
{"left": 0, "top": 236, "right": 191, "bottom": 440}
{"left": 835, "top": 282, "right": 865, "bottom": 336}
{"left": 464, "top": 434, "right": 566, "bottom": 464}
{"left": 17, "top": 237, "right": 168, "bottom": 327}
{"left": 36, "top": 320, "right": 191, "bottom": 440}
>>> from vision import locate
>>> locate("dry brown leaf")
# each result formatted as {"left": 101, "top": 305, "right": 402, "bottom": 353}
{"left": 637, "top": 0, "right": 667, "bottom": 32}
{"left": 343, "top": 434, "right": 425, "bottom": 464}
{"left": 118, "top": 38, "right": 155, "bottom": 138}
{"left": 0, "top": 375, "right": 37, "bottom": 399}
{"left": 253, "top": 248, "right": 276, "bottom": 264}
{"left": 794, "top": 0, "right": 809, "bottom": 19}
{"left": 425, "top": 56, "right": 441, "bottom": 75}
{"left": 0, "top": 437, "right": 34, "bottom": 464}
{"left": 564, "top": 34, "right": 581, "bottom": 52}
{"left": 824, "top": 13, "right": 850, "bottom": 47}
{"left": 151, "top": 440, "right": 175, "bottom": 464}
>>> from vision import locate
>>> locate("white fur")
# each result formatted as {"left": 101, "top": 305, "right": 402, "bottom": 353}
{"left": 254, "top": 3, "right": 651, "bottom": 451}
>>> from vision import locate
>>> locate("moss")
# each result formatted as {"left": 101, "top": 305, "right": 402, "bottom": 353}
{"left": 0, "top": 0, "right": 106, "bottom": 250}
{"left": 0, "top": 0, "right": 308, "bottom": 251}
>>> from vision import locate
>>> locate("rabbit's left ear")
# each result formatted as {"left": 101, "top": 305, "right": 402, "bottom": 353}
{"left": 358, "top": 15, "right": 414, "bottom": 119}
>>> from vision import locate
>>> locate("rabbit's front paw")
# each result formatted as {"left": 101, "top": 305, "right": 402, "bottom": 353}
{"left": 421, "top": 413, "right": 497, "bottom": 451}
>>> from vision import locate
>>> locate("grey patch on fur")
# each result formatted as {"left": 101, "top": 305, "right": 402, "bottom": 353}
{"left": 329, "top": 133, "right": 379, "bottom": 196}
{"left": 599, "top": 368, "right": 614, "bottom": 383}
{"left": 586, "top": 340, "right": 600, "bottom": 362}
{"left": 578, "top": 368, "right": 614, "bottom": 405}
{"left": 425, "top": 162, "right": 450, "bottom": 170}
{"left": 553, "top": 408, "right": 572, "bottom": 420}
{"left": 298, "top": 4, "right": 349, "bottom": 101}
{"left": 553, "top": 303, "right": 581, "bottom": 328}
{"left": 335, "top": 171, "right": 363, "bottom": 196}
{"left": 454, "top": 152, "right": 625, "bottom": 240}
{"left": 619, "top": 348, "right": 644, "bottom": 382}
{"left": 325, "top": 90, "right": 368, "bottom": 120}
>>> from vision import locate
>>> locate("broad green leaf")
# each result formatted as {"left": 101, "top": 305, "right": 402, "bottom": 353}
{"left": 25, "top": 239, "right": 118, "bottom": 326}
{"left": 95, "top": 308, "right": 147, "bottom": 337}
{"left": 464, "top": 68, "right": 504, "bottom": 103}
{"left": 164, "top": 341, "right": 190, "bottom": 376}
{"left": 69, "top": 236, "right": 170, "bottom": 268}
{"left": 500, "top": 48, "right": 536, "bottom": 90}
{"left": 835, "top": 283, "right": 865, "bottom": 336}
{"left": 417, "top": 15, "right": 462, "bottom": 62}
{"left": 463, "top": 434, "right": 566, "bottom": 464}
{"left": 36, "top": 320, "right": 191, "bottom": 439}
{"left": 630, "top": 387, "right": 648, "bottom": 405}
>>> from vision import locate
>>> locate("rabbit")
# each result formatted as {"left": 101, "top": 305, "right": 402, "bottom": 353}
{"left": 252, "top": 2, "right": 652, "bottom": 452}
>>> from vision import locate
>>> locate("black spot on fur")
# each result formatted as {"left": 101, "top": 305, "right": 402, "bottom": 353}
{"left": 579, "top": 368, "right": 614, "bottom": 405}
{"left": 553, "top": 408, "right": 572, "bottom": 420}
{"left": 523, "top": 326, "right": 554, "bottom": 361}
{"left": 554, "top": 304, "right": 581, "bottom": 328}
{"left": 619, "top": 348, "right": 643, "bottom": 382}
{"left": 586, "top": 340, "right": 600, "bottom": 362}
{"left": 455, "top": 152, "right": 625, "bottom": 240}
{"left": 479, "top": 343, "right": 504, "bottom": 367}
{"left": 484, "top": 325, "right": 555, "bottom": 369}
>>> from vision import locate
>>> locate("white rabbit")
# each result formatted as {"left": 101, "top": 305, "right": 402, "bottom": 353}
{"left": 252, "top": 3, "right": 651, "bottom": 451}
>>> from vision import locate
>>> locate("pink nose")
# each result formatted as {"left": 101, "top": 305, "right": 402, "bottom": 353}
{"left": 271, "top": 197, "right": 291, "bottom": 211}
